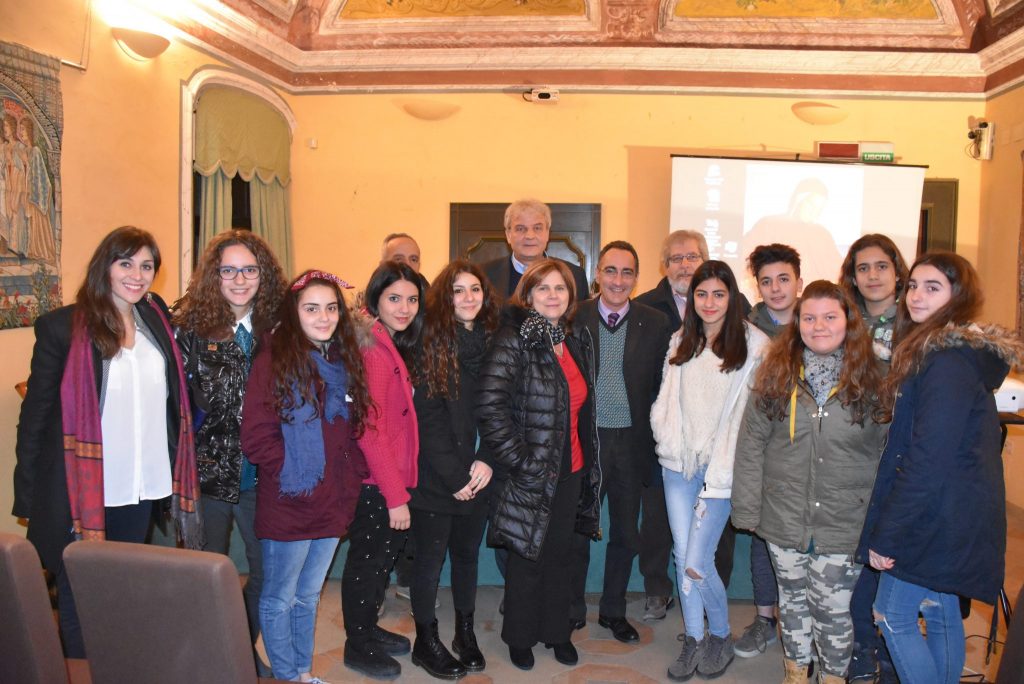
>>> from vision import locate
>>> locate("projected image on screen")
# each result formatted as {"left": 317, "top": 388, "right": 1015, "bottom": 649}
{"left": 670, "top": 155, "right": 924, "bottom": 303}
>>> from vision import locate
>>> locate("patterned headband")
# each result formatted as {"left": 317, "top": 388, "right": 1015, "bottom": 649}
{"left": 290, "top": 270, "right": 353, "bottom": 291}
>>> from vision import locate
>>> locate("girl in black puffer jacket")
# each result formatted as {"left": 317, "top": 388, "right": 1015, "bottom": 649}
{"left": 477, "top": 259, "right": 601, "bottom": 672}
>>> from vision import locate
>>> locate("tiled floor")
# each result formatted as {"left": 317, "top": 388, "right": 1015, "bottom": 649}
{"left": 279, "top": 505, "right": 1024, "bottom": 683}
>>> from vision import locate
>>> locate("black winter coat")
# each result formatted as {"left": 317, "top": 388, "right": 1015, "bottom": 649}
{"left": 476, "top": 305, "right": 602, "bottom": 561}
{"left": 409, "top": 328, "right": 491, "bottom": 516}
{"left": 177, "top": 328, "right": 259, "bottom": 503}
{"left": 856, "top": 324, "right": 1022, "bottom": 603}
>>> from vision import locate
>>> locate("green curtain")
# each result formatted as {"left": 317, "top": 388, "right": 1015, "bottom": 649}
{"left": 250, "top": 176, "right": 292, "bottom": 276}
{"left": 199, "top": 168, "right": 232, "bottom": 251}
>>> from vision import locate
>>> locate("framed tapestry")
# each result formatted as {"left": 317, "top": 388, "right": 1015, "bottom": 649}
{"left": 0, "top": 41, "right": 62, "bottom": 329}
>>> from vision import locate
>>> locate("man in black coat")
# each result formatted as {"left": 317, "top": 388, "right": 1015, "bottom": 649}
{"left": 480, "top": 199, "right": 590, "bottom": 301}
{"left": 570, "top": 241, "right": 672, "bottom": 641}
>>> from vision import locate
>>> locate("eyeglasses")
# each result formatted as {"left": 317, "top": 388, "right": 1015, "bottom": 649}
{"left": 219, "top": 266, "right": 260, "bottom": 280}
{"left": 668, "top": 254, "right": 702, "bottom": 265}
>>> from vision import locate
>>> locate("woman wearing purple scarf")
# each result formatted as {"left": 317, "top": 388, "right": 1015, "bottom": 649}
{"left": 241, "top": 269, "right": 372, "bottom": 683}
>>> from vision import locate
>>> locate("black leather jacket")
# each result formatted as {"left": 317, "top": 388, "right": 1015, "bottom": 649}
{"left": 476, "top": 305, "right": 602, "bottom": 561}
{"left": 176, "top": 328, "right": 256, "bottom": 503}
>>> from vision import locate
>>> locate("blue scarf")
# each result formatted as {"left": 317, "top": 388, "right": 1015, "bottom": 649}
{"left": 279, "top": 350, "right": 350, "bottom": 497}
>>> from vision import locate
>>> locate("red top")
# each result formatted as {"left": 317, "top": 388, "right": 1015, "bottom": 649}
{"left": 358, "top": 320, "right": 419, "bottom": 508}
{"left": 556, "top": 347, "right": 587, "bottom": 473}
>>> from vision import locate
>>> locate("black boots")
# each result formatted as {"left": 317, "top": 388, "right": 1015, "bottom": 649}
{"left": 412, "top": 620, "right": 467, "bottom": 680}
{"left": 451, "top": 611, "right": 485, "bottom": 671}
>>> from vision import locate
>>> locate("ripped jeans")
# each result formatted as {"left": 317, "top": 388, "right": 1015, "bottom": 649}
{"left": 874, "top": 572, "right": 964, "bottom": 684}
{"left": 663, "top": 466, "right": 731, "bottom": 640}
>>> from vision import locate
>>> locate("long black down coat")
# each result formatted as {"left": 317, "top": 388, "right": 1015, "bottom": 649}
{"left": 476, "top": 305, "right": 602, "bottom": 561}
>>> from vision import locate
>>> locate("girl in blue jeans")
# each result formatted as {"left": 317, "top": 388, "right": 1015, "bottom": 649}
{"left": 858, "top": 252, "right": 1022, "bottom": 684}
{"left": 241, "top": 270, "right": 372, "bottom": 682}
{"left": 651, "top": 261, "right": 768, "bottom": 682}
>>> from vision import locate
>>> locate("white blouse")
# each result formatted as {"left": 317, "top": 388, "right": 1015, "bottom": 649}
{"left": 101, "top": 326, "right": 172, "bottom": 506}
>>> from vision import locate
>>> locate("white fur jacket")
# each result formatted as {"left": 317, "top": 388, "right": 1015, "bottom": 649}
{"left": 651, "top": 322, "right": 769, "bottom": 498}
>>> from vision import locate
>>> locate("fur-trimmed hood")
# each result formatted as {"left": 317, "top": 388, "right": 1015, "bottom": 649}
{"left": 351, "top": 309, "right": 382, "bottom": 350}
{"left": 924, "top": 323, "right": 1024, "bottom": 391}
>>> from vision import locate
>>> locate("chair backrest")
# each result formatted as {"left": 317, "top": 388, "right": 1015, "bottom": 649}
{"left": 0, "top": 533, "right": 69, "bottom": 684}
{"left": 63, "top": 541, "right": 258, "bottom": 684}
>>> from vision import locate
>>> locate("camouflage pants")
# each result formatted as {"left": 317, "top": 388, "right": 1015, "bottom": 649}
{"left": 767, "top": 543, "right": 862, "bottom": 677}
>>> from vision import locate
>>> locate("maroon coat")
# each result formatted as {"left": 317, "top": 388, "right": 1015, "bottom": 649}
{"left": 241, "top": 345, "right": 368, "bottom": 541}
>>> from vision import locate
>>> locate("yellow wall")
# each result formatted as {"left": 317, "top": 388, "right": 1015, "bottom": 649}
{"left": 3, "top": 0, "right": 1021, "bottom": 533}
{"left": 980, "top": 83, "right": 1024, "bottom": 507}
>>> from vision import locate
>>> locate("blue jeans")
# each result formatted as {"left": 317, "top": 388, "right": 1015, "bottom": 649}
{"left": 260, "top": 537, "right": 340, "bottom": 681}
{"left": 874, "top": 572, "right": 964, "bottom": 684}
{"left": 663, "top": 466, "right": 731, "bottom": 640}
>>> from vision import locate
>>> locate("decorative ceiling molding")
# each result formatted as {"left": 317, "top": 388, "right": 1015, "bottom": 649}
{"left": 157, "top": 0, "right": 1024, "bottom": 96}
{"left": 250, "top": 0, "right": 299, "bottom": 22}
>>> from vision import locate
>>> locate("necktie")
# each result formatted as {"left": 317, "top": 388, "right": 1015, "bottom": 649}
{"left": 235, "top": 324, "right": 253, "bottom": 365}
{"left": 608, "top": 312, "right": 619, "bottom": 327}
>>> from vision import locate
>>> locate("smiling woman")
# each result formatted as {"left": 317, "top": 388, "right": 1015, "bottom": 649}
{"left": 14, "top": 226, "right": 201, "bottom": 659}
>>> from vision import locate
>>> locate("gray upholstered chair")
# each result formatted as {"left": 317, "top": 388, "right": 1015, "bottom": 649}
{"left": 0, "top": 533, "right": 91, "bottom": 684}
{"left": 63, "top": 540, "right": 285, "bottom": 684}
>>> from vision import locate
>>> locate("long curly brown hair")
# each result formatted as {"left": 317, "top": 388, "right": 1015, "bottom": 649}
{"left": 882, "top": 252, "right": 984, "bottom": 414}
{"left": 172, "top": 230, "right": 286, "bottom": 340}
{"left": 419, "top": 260, "right": 500, "bottom": 399}
{"left": 270, "top": 271, "right": 371, "bottom": 437}
{"left": 752, "top": 280, "right": 884, "bottom": 424}
{"left": 669, "top": 260, "right": 748, "bottom": 372}
{"left": 76, "top": 226, "right": 161, "bottom": 359}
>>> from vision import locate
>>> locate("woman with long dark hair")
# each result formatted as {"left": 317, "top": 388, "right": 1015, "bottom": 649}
{"left": 477, "top": 258, "right": 602, "bottom": 671}
{"left": 13, "top": 226, "right": 202, "bottom": 657}
{"left": 651, "top": 260, "right": 768, "bottom": 681}
{"left": 341, "top": 261, "right": 425, "bottom": 680}
{"left": 858, "top": 252, "right": 1021, "bottom": 684}
{"left": 733, "top": 281, "right": 887, "bottom": 684}
{"left": 407, "top": 259, "right": 501, "bottom": 679}
{"left": 172, "top": 230, "right": 286, "bottom": 675}
{"left": 240, "top": 269, "right": 371, "bottom": 683}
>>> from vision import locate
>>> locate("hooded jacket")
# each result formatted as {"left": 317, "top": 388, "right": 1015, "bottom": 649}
{"left": 857, "top": 323, "right": 1023, "bottom": 603}
{"left": 476, "top": 305, "right": 602, "bottom": 561}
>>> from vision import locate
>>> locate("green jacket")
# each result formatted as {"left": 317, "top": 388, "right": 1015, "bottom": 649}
{"left": 731, "top": 384, "right": 886, "bottom": 555}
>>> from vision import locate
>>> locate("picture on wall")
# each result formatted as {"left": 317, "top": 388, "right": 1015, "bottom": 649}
{"left": 0, "top": 41, "right": 62, "bottom": 330}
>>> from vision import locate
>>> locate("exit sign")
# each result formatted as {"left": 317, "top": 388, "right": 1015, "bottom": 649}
{"left": 862, "top": 151, "right": 894, "bottom": 163}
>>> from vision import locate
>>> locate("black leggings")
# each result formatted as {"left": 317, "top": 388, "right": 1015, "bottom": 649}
{"left": 409, "top": 499, "right": 488, "bottom": 623}
{"left": 341, "top": 485, "right": 407, "bottom": 640}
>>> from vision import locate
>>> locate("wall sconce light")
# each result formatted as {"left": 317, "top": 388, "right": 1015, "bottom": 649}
{"left": 791, "top": 101, "right": 848, "bottom": 126}
{"left": 112, "top": 27, "right": 170, "bottom": 60}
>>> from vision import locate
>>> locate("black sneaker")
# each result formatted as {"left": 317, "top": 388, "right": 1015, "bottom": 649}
{"left": 344, "top": 639, "right": 401, "bottom": 680}
{"left": 734, "top": 616, "right": 777, "bottom": 658}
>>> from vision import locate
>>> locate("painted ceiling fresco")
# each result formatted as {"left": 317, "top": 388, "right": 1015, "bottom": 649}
{"left": 675, "top": 0, "right": 937, "bottom": 19}
{"left": 338, "top": 0, "right": 586, "bottom": 19}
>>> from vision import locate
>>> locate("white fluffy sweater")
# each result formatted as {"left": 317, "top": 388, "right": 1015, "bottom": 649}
{"left": 650, "top": 322, "right": 768, "bottom": 499}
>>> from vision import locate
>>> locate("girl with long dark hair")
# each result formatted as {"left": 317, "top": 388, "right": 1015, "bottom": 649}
{"left": 407, "top": 259, "right": 501, "bottom": 679}
{"left": 172, "top": 230, "right": 286, "bottom": 676}
{"left": 240, "top": 269, "right": 371, "bottom": 683}
{"left": 14, "top": 226, "right": 201, "bottom": 657}
{"left": 341, "top": 261, "right": 425, "bottom": 680}
{"left": 651, "top": 260, "right": 768, "bottom": 681}
{"left": 858, "top": 252, "right": 1021, "bottom": 684}
{"left": 733, "top": 281, "right": 887, "bottom": 684}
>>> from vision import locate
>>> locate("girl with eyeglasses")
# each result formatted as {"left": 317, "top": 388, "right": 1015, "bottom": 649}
{"left": 172, "top": 230, "right": 287, "bottom": 676}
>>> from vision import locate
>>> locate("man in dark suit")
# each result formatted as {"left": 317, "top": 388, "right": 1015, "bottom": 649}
{"left": 570, "top": 241, "right": 672, "bottom": 642}
{"left": 481, "top": 199, "right": 590, "bottom": 301}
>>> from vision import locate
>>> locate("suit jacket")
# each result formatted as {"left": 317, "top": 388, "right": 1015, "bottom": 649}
{"left": 482, "top": 255, "right": 590, "bottom": 303}
{"left": 636, "top": 276, "right": 753, "bottom": 335}
{"left": 13, "top": 295, "right": 182, "bottom": 572}
{"left": 574, "top": 299, "right": 672, "bottom": 484}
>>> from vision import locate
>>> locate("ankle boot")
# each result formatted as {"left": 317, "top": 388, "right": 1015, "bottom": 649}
{"left": 782, "top": 658, "right": 807, "bottom": 684}
{"left": 412, "top": 620, "right": 466, "bottom": 680}
{"left": 452, "top": 611, "right": 485, "bottom": 671}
